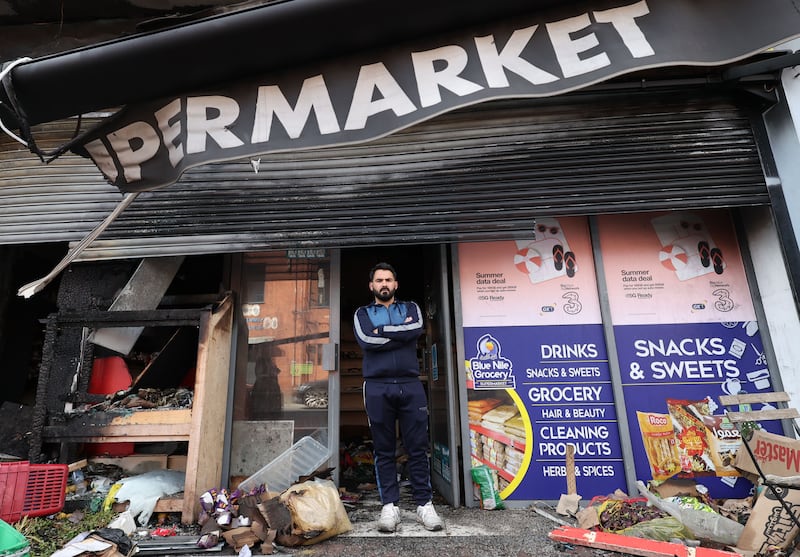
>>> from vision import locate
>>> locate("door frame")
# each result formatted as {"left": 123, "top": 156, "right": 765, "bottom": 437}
{"left": 331, "top": 245, "right": 461, "bottom": 502}
{"left": 424, "top": 244, "right": 462, "bottom": 506}
{"left": 328, "top": 249, "right": 343, "bottom": 485}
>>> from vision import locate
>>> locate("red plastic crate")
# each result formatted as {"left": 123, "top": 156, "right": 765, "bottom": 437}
{"left": 0, "top": 462, "right": 28, "bottom": 524}
{"left": 0, "top": 461, "right": 68, "bottom": 523}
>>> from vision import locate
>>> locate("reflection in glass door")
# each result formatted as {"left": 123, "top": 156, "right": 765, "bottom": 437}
{"left": 229, "top": 250, "right": 332, "bottom": 487}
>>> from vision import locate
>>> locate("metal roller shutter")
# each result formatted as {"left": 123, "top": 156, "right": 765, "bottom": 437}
{"left": 0, "top": 117, "right": 122, "bottom": 245}
{"left": 0, "top": 89, "right": 769, "bottom": 260}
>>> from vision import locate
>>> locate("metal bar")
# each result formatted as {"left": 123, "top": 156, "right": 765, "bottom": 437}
{"left": 54, "top": 308, "right": 205, "bottom": 326}
{"left": 739, "top": 433, "right": 800, "bottom": 533}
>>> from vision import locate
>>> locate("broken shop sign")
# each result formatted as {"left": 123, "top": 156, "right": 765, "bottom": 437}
{"left": 78, "top": 1, "right": 652, "bottom": 190}
{"left": 72, "top": 0, "right": 800, "bottom": 191}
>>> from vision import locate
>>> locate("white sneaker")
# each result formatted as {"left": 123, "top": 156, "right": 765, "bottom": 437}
{"left": 416, "top": 501, "right": 444, "bottom": 531}
{"left": 377, "top": 502, "right": 401, "bottom": 533}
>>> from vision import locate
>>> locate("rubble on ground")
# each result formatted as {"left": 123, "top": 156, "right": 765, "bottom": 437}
{"left": 5, "top": 428, "right": 800, "bottom": 556}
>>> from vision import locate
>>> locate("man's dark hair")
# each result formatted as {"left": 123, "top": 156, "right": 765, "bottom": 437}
{"left": 370, "top": 262, "right": 397, "bottom": 281}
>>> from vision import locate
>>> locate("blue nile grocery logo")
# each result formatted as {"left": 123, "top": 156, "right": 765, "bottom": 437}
{"left": 469, "top": 334, "right": 516, "bottom": 390}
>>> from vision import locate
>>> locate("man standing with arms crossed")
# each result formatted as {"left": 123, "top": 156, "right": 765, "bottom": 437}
{"left": 353, "top": 262, "right": 444, "bottom": 533}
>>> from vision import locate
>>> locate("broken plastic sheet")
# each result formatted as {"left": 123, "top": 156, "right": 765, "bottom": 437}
{"left": 112, "top": 469, "right": 185, "bottom": 526}
{"left": 636, "top": 480, "right": 744, "bottom": 545}
{"left": 280, "top": 478, "right": 352, "bottom": 545}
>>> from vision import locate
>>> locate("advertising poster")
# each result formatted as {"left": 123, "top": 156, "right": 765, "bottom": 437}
{"left": 459, "top": 217, "right": 626, "bottom": 500}
{"left": 597, "top": 210, "right": 780, "bottom": 498}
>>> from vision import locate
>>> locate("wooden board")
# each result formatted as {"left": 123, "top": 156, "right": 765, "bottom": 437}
{"left": 167, "top": 455, "right": 187, "bottom": 471}
{"left": 565, "top": 444, "right": 576, "bottom": 495}
{"left": 116, "top": 496, "right": 184, "bottom": 514}
{"left": 43, "top": 409, "right": 192, "bottom": 442}
{"left": 549, "top": 526, "right": 743, "bottom": 557}
{"left": 725, "top": 408, "right": 799, "bottom": 423}
{"left": 107, "top": 409, "right": 192, "bottom": 426}
{"left": 719, "top": 392, "right": 791, "bottom": 405}
{"left": 153, "top": 496, "right": 184, "bottom": 513}
{"left": 182, "top": 295, "right": 234, "bottom": 523}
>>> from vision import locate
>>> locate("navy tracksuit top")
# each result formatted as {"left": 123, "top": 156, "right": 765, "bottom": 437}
{"left": 353, "top": 300, "right": 424, "bottom": 380}
{"left": 354, "top": 299, "right": 432, "bottom": 506}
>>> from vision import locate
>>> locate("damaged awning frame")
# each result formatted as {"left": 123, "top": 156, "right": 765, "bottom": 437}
{"left": 2, "top": 0, "right": 800, "bottom": 187}
{"left": 0, "top": 0, "right": 565, "bottom": 128}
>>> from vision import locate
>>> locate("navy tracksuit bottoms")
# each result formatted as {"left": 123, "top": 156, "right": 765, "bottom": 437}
{"left": 363, "top": 379, "right": 432, "bottom": 506}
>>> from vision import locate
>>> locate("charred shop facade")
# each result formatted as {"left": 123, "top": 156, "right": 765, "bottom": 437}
{"left": 3, "top": 0, "right": 800, "bottom": 510}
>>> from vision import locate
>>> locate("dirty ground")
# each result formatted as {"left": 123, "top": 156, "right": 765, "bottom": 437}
{"left": 136, "top": 486, "right": 616, "bottom": 557}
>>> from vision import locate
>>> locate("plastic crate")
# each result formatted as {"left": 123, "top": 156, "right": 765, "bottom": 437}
{"left": 0, "top": 519, "right": 29, "bottom": 557}
{"left": 238, "top": 436, "right": 331, "bottom": 494}
{"left": 0, "top": 462, "right": 68, "bottom": 523}
{"left": 0, "top": 464, "right": 28, "bottom": 525}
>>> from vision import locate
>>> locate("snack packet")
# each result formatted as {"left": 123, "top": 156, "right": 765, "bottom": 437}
{"left": 637, "top": 411, "right": 680, "bottom": 481}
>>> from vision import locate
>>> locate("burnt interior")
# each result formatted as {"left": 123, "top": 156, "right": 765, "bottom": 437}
{"left": 22, "top": 255, "right": 225, "bottom": 463}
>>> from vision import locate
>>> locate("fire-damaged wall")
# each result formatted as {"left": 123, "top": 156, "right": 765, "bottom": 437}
{"left": 0, "top": 244, "right": 64, "bottom": 404}
{"left": 39, "top": 260, "right": 138, "bottom": 417}
{"left": 29, "top": 255, "right": 227, "bottom": 462}
{"left": 0, "top": 244, "right": 63, "bottom": 459}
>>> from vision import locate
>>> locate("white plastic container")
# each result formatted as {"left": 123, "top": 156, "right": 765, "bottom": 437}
{"left": 238, "top": 436, "right": 331, "bottom": 494}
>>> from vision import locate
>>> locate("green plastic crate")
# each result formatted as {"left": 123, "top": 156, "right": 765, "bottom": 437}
{"left": 0, "top": 519, "right": 29, "bottom": 557}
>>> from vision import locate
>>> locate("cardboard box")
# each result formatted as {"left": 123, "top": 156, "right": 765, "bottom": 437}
{"left": 734, "top": 429, "right": 800, "bottom": 477}
{"left": 736, "top": 485, "right": 800, "bottom": 553}
{"left": 222, "top": 527, "right": 260, "bottom": 552}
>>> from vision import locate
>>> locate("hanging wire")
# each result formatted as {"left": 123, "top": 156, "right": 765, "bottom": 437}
{"left": 0, "top": 57, "right": 33, "bottom": 147}
{"left": 1, "top": 57, "right": 91, "bottom": 162}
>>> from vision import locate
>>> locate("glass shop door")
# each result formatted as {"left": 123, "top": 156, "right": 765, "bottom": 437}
{"left": 228, "top": 250, "right": 334, "bottom": 488}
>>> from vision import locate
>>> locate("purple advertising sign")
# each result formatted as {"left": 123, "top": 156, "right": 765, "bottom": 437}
{"left": 459, "top": 217, "right": 626, "bottom": 500}
{"left": 598, "top": 210, "right": 779, "bottom": 498}
{"left": 614, "top": 321, "right": 780, "bottom": 498}
{"left": 463, "top": 323, "right": 626, "bottom": 500}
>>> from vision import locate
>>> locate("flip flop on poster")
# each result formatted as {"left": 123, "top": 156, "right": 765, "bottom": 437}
{"left": 651, "top": 212, "right": 726, "bottom": 281}
{"left": 514, "top": 217, "right": 576, "bottom": 284}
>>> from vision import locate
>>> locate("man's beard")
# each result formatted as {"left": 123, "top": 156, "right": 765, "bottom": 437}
{"left": 373, "top": 287, "right": 395, "bottom": 302}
